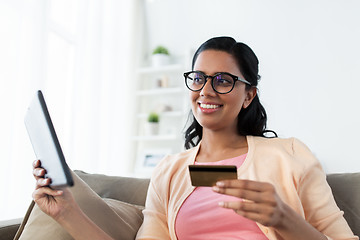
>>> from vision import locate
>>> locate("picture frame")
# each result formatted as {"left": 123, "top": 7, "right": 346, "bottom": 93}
{"left": 135, "top": 148, "right": 171, "bottom": 177}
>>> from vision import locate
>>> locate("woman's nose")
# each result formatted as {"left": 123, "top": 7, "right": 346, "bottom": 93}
{"left": 200, "top": 79, "right": 216, "bottom": 96}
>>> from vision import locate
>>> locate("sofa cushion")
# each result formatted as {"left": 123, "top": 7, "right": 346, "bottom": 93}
{"left": 75, "top": 170, "right": 150, "bottom": 206}
{"left": 327, "top": 172, "right": 360, "bottom": 237}
{"left": 0, "top": 218, "right": 22, "bottom": 240}
{"left": 14, "top": 171, "right": 145, "bottom": 240}
{"left": 15, "top": 199, "right": 143, "bottom": 240}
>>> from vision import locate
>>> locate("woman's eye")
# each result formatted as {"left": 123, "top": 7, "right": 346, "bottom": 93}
{"left": 216, "top": 78, "right": 232, "bottom": 85}
{"left": 193, "top": 76, "right": 204, "bottom": 84}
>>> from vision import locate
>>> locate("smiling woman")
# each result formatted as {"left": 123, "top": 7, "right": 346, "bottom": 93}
{"left": 0, "top": 0, "right": 137, "bottom": 221}
{"left": 136, "top": 36, "right": 358, "bottom": 240}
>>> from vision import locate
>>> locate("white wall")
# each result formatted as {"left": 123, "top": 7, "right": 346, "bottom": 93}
{"left": 143, "top": 0, "right": 360, "bottom": 173}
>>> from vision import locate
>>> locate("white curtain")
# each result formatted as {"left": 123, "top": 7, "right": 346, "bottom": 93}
{"left": 0, "top": 0, "right": 140, "bottom": 221}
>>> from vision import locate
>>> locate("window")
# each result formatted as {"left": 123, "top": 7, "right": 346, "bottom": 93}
{"left": 0, "top": 0, "right": 137, "bottom": 221}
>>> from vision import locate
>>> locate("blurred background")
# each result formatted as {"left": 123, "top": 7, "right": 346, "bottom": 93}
{"left": 1, "top": 0, "right": 359, "bottom": 221}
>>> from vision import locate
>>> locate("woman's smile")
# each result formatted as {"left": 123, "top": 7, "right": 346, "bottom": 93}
{"left": 198, "top": 102, "right": 223, "bottom": 113}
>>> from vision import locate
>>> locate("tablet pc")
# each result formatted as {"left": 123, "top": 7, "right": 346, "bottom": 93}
{"left": 24, "top": 90, "right": 74, "bottom": 187}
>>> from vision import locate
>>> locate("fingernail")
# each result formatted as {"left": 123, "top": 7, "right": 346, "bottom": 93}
{"left": 218, "top": 201, "right": 225, "bottom": 207}
{"left": 212, "top": 186, "right": 219, "bottom": 192}
{"left": 216, "top": 181, "right": 224, "bottom": 187}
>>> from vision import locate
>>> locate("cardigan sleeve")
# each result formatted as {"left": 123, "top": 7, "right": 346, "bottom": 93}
{"left": 136, "top": 178, "right": 171, "bottom": 240}
{"left": 293, "top": 138, "right": 358, "bottom": 240}
{"left": 135, "top": 154, "right": 177, "bottom": 240}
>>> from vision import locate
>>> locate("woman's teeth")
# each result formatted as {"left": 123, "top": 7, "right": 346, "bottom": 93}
{"left": 200, "top": 103, "right": 221, "bottom": 109}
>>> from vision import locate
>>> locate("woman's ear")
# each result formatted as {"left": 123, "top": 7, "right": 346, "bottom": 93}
{"left": 243, "top": 87, "right": 257, "bottom": 109}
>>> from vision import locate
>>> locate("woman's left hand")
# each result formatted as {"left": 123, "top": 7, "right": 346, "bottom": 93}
{"left": 213, "top": 179, "right": 286, "bottom": 228}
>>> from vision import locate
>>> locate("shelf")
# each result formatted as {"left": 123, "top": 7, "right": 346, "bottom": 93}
{"left": 136, "top": 87, "right": 183, "bottom": 96}
{"left": 137, "top": 64, "right": 183, "bottom": 74}
{"left": 137, "top": 111, "right": 184, "bottom": 118}
{"left": 132, "top": 134, "right": 178, "bottom": 141}
{"left": 131, "top": 60, "right": 186, "bottom": 174}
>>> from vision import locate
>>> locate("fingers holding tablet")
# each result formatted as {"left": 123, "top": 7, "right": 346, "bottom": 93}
{"left": 33, "top": 159, "right": 52, "bottom": 189}
{"left": 33, "top": 160, "right": 45, "bottom": 177}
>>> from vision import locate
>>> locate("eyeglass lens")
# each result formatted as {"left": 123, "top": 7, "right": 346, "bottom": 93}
{"left": 185, "top": 72, "right": 235, "bottom": 94}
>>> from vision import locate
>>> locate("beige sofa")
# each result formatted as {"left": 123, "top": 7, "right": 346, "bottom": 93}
{"left": 0, "top": 170, "right": 359, "bottom": 239}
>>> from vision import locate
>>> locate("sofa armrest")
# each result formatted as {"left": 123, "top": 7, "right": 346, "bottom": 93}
{"left": 0, "top": 218, "right": 22, "bottom": 240}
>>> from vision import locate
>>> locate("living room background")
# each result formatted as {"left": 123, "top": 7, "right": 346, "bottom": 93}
{"left": 1, "top": 0, "right": 360, "bottom": 221}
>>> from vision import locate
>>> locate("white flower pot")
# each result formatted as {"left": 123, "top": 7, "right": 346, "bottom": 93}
{"left": 151, "top": 54, "right": 170, "bottom": 67}
{"left": 145, "top": 122, "right": 159, "bottom": 135}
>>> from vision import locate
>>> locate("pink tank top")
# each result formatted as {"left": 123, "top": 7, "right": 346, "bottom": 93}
{"left": 175, "top": 154, "right": 268, "bottom": 240}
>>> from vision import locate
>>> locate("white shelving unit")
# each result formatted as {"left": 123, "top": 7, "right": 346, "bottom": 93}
{"left": 131, "top": 63, "right": 188, "bottom": 177}
{"left": 136, "top": 87, "right": 183, "bottom": 96}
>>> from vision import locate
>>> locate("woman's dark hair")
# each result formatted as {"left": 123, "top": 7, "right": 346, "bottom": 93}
{"left": 184, "top": 36, "right": 277, "bottom": 149}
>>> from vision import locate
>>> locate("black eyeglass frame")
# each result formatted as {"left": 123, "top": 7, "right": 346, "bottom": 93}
{"left": 183, "top": 71, "right": 252, "bottom": 94}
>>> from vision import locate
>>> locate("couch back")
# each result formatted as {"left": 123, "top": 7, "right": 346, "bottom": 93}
{"left": 75, "top": 170, "right": 359, "bottom": 237}
{"left": 327, "top": 172, "right": 360, "bottom": 236}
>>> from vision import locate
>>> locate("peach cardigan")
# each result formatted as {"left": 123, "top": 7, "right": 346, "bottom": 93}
{"left": 136, "top": 136, "right": 358, "bottom": 240}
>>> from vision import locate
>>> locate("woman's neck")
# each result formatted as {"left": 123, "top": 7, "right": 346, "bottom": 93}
{"left": 196, "top": 130, "right": 248, "bottom": 163}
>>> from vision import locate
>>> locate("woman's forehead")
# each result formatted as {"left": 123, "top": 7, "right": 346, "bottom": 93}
{"left": 194, "top": 50, "right": 243, "bottom": 77}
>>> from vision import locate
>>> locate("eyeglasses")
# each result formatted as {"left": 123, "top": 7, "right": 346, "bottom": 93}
{"left": 184, "top": 71, "right": 252, "bottom": 94}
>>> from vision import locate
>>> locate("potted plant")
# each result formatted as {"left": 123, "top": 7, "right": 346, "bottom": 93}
{"left": 145, "top": 112, "right": 160, "bottom": 135}
{"left": 151, "top": 45, "right": 170, "bottom": 67}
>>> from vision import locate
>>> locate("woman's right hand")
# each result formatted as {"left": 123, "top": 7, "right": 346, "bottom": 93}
{"left": 32, "top": 160, "right": 76, "bottom": 221}
{"left": 32, "top": 160, "right": 116, "bottom": 240}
